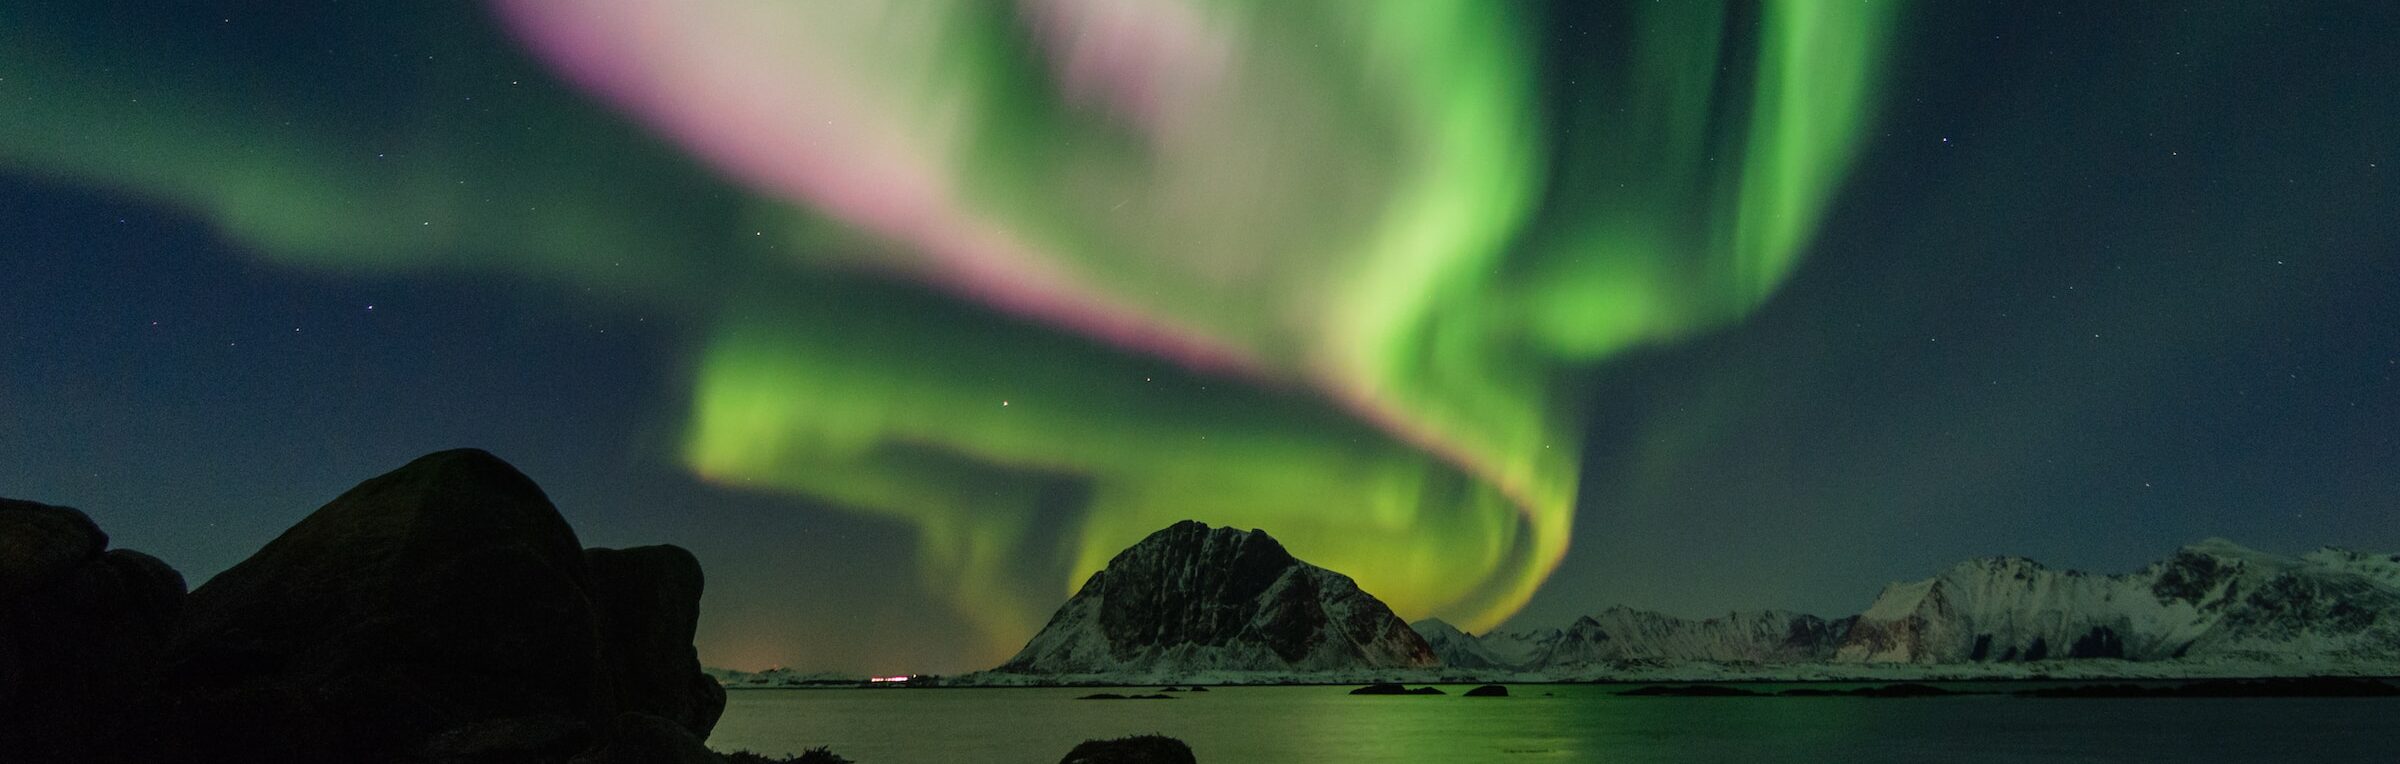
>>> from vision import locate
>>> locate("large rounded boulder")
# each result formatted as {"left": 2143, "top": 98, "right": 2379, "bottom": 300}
{"left": 586, "top": 545, "right": 726, "bottom": 735}
{"left": 169, "top": 449, "right": 612, "bottom": 760}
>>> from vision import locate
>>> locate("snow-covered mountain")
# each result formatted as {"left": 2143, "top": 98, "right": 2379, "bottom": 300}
{"left": 1413, "top": 610, "right": 1849, "bottom": 670}
{"left": 1410, "top": 618, "right": 1511, "bottom": 669}
{"left": 706, "top": 667, "right": 866, "bottom": 687}
{"left": 994, "top": 521, "right": 1436, "bottom": 676}
{"left": 1415, "top": 539, "right": 2399, "bottom": 675}
{"left": 1835, "top": 538, "right": 2400, "bottom": 664}
{"left": 1476, "top": 626, "right": 1563, "bottom": 668}
{"left": 969, "top": 535, "right": 2394, "bottom": 683}
{"left": 1538, "top": 607, "right": 1855, "bottom": 666}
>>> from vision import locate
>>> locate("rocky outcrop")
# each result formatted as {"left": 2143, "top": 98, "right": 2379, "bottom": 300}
{"left": 587, "top": 546, "right": 727, "bottom": 735}
{"left": 0, "top": 498, "right": 109, "bottom": 599}
{"left": 0, "top": 499, "right": 187, "bottom": 762}
{"left": 1348, "top": 683, "right": 1443, "bottom": 695}
{"left": 1, "top": 449, "right": 732, "bottom": 763}
{"left": 567, "top": 712, "right": 724, "bottom": 764}
{"left": 169, "top": 449, "right": 619, "bottom": 761}
{"left": 999, "top": 521, "right": 1436, "bottom": 676}
{"left": 1058, "top": 734, "right": 1197, "bottom": 764}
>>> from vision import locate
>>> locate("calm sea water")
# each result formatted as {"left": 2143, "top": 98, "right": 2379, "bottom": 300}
{"left": 708, "top": 683, "right": 2400, "bottom": 763}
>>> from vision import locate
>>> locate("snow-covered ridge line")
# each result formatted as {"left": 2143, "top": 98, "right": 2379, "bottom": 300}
{"left": 714, "top": 537, "right": 2399, "bottom": 685}
{"left": 947, "top": 656, "right": 2400, "bottom": 686}
{"left": 1420, "top": 538, "right": 2400, "bottom": 675}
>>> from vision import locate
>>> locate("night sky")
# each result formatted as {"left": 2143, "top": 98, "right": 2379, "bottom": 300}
{"left": 3, "top": 2, "right": 2393, "bottom": 674}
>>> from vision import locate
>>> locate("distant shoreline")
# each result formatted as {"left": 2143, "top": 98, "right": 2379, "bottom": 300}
{"left": 719, "top": 673, "right": 2400, "bottom": 690}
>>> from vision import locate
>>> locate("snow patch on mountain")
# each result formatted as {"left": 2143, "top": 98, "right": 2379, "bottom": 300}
{"left": 1409, "top": 618, "right": 1508, "bottom": 669}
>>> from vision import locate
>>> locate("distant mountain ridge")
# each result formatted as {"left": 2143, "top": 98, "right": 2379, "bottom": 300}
{"left": 1414, "top": 609, "right": 1855, "bottom": 670}
{"left": 992, "top": 521, "right": 1436, "bottom": 677}
{"left": 930, "top": 533, "right": 2399, "bottom": 684}
{"left": 1542, "top": 607, "right": 1852, "bottom": 665}
{"left": 1417, "top": 538, "right": 2400, "bottom": 673}
{"left": 1836, "top": 538, "right": 2400, "bottom": 664}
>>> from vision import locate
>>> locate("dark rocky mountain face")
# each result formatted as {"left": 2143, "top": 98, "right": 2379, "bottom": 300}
{"left": 1788, "top": 615, "right": 1859, "bottom": 653}
{"left": 1089, "top": 522, "right": 1303, "bottom": 655}
{"left": 1, "top": 449, "right": 727, "bottom": 764}
{"left": 2152, "top": 550, "right": 2236, "bottom": 605}
{"left": 1000, "top": 520, "right": 1437, "bottom": 675}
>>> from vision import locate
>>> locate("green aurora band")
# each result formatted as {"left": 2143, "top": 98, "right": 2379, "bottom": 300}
{"left": 0, "top": 1, "right": 1896, "bottom": 659}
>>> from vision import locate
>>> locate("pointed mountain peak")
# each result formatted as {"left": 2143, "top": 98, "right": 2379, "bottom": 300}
{"left": 1118, "top": 520, "right": 1288, "bottom": 563}
{"left": 999, "top": 521, "right": 1435, "bottom": 676}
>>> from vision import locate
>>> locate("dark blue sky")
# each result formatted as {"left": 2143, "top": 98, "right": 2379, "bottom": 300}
{"left": 1520, "top": 1, "right": 2400, "bottom": 627}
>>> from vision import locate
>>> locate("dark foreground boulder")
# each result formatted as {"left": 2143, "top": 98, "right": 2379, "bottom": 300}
{"left": 1, "top": 499, "right": 188, "bottom": 762}
{"left": 1060, "top": 734, "right": 1197, "bottom": 764}
{"left": 158, "top": 449, "right": 725, "bottom": 762}
{"left": 587, "top": 545, "right": 728, "bottom": 734}
{"left": 0, "top": 498, "right": 107, "bottom": 599}
{"left": 567, "top": 712, "right": 721, "bottom": 764}
{"left": 2, "top": 450, "right": 789, "bottom": 763}
{"left": 169, "top": 449, "right": 612, "bottom": 761}
{"left": 415, "top": 713, "right": 595, "bottom": 763}
{"left": 1463, "top": 684, "right": 1508, "bottom": 697}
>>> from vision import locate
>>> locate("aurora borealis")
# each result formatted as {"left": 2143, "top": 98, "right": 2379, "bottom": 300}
{"left": 493, "top": 0, "right": 1895, "bottom": 639}
{"left": 4, "top": 1, "right": 2395, "bottom": 673}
